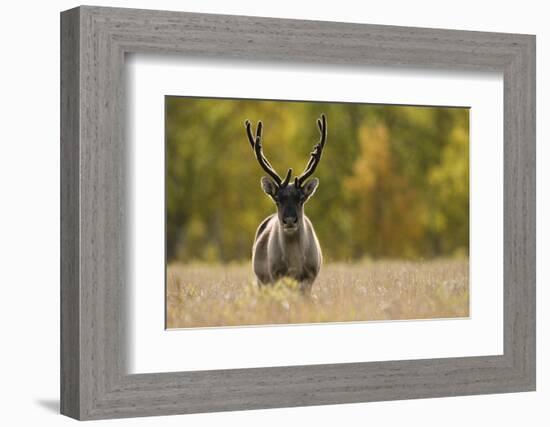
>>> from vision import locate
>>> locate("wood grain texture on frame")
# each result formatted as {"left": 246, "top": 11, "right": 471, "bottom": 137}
{"left": 60, "top": 5, "right": 536, "bottom": 420}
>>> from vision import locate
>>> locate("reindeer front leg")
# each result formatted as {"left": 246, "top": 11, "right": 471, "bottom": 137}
{"left": 299, "top": 280, "right": 314, "bottom": 295}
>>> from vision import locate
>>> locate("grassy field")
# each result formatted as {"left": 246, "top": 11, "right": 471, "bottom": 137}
{"left": 166, "top": 259, "right": 469, "bottom": 329}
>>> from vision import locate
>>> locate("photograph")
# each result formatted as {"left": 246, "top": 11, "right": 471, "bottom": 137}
{"left": 165, "top": 96, "right": 470, "bottom": 328}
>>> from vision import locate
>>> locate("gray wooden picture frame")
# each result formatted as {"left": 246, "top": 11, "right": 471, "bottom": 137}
{"left": 60, "top": 5, "right": 536, "bottom": 420}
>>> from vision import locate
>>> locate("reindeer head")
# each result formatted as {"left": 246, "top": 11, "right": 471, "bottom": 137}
{"left": 245, "top": 114, "right": 327, "bottom": 235}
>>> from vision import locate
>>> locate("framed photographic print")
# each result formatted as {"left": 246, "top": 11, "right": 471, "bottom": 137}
{"left": 61, "top": 5, "right": 536, "bottom": 420}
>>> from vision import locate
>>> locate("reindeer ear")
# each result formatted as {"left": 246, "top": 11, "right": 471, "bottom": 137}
{"left": 302, "top": 178, "right": 319, "bottom": 198}
{"left": 261, "top": 176, "right": 278, "bottom": 197}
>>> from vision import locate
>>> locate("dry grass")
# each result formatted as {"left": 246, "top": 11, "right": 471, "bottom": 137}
{"left": 166, "top": 259, "right": 469, "bottom": 329}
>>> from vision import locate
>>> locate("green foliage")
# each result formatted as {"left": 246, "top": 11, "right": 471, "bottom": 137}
{"left": 166, "top": 97, "right": 469, "bottom": 262}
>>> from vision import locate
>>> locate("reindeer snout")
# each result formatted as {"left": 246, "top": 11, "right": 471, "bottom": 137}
{"left": 283, "top": 216, "right": 298, "bottom": 226}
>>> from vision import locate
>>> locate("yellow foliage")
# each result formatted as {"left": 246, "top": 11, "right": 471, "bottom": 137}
{"left": 166, "top": 97, "right": 469, "bottom": 262}
{"left": 344, "top": 124, "right": 426, "bottom": 258}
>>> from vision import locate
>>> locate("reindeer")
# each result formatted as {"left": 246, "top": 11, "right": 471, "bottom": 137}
{"left": 244, "top": 114, "right": 327, "bottom": 294}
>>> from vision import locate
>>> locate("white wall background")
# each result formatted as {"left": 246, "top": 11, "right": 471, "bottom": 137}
{"left": 0, "top": 0, "right": 546, "bottom": 425}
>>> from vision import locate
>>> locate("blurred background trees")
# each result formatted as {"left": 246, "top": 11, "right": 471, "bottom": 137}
{"left": 166, "top": 97, "right": 469, "bottom": 263}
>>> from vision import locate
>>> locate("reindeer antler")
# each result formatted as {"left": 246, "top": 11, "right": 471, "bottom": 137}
{"left": 296, "top": 114, "right": 327, "bottom": 187}
{"left": 245, "top": 119, "right": 292, "bottom": 187}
